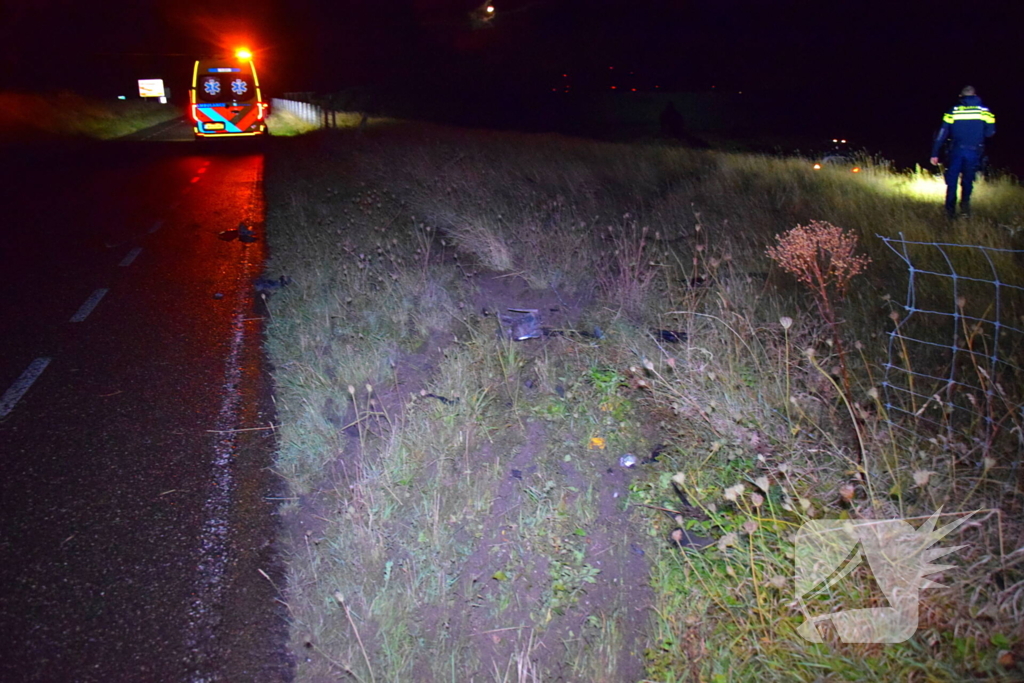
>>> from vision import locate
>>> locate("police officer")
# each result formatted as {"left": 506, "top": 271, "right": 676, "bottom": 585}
{"left": 930, "top": 86, "right": 996, "bottom": 218}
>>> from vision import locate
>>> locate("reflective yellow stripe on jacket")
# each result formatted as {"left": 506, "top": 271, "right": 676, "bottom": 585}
{"left": 943, "top": 106, "right": 996, "bottom": 124}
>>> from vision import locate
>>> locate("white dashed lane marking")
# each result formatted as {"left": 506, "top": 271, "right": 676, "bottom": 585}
{"left": 119, "top": 247, "right": 142, "bottom": 267}
{"left": 0, "top": 357, "right": 51, "bottom": 418}
{"left": 69, "top": 288, "right": 108, "bottom": 323}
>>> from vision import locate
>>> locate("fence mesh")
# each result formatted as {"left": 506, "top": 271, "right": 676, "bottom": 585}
{"left": 271, "top": 98, "right": 325, "bottom": 127}
{"left": 879, "top": 234, "right": 1024, "bottom": 463}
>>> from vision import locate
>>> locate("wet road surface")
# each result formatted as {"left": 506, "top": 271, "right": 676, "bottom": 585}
{"left": 0, "top": 119, "right": 291, "bottom": 681}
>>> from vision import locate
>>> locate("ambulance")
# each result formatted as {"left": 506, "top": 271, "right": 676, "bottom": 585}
{"left": 190, "top": 48, "right": 267, "bottom": 138}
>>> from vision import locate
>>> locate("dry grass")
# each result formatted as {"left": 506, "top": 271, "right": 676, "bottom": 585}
{"left": 263, "top": 123, "right": 1024, "bottom": 682}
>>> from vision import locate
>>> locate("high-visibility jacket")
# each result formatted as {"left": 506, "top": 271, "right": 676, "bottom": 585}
{"left": 931, "top": 95, "right": 996, "bottom": 158}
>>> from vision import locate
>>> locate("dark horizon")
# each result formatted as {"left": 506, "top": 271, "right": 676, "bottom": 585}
{"left": 3, "top": 0, "right": 1020, "bottom": 170}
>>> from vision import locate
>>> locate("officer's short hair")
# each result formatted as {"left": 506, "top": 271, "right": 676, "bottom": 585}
{"left": 960, "top": 85, "right": 977, "bottom": 97}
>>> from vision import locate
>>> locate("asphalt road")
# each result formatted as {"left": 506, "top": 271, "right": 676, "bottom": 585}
{"left": 0, "top": 118, "right": 291, "bottom": 681}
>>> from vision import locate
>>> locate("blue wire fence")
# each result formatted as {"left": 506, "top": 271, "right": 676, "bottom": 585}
{"left": 879, "top": 234, "right": 1024, "bottom": 460}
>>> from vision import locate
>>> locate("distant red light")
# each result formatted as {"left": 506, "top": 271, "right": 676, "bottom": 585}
{"left": 851, "top": 167, "right": 861, "bottom": 173}
{"left": 610, "top": 86, "right": 617, "bottom": 89}
{"left": 631, "top": 88, "right": 636, "bottom": 92}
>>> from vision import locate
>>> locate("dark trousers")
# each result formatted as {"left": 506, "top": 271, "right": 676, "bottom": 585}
{"left": 944, "top": 148, "right": 981, "bottom": 216}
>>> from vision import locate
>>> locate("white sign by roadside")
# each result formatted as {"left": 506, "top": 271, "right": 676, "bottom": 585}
{"left": 138, "top": 79, "right": 165, "bottom": 98}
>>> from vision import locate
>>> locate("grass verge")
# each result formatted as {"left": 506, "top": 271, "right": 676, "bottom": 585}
{"left": 263, "top": 123, "right": 1024, "bottom": 681}
{"left": 0, "top": 90, "right": 180, "bottom": 143}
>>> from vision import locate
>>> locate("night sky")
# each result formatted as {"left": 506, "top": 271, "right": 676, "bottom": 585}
{"left": 2, "top": 1, "right": 1020, "bottom": 161}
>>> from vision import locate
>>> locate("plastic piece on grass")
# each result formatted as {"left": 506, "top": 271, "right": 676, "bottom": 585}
{"left": 424, "top": 393, "right": 459, "bottom": 406}
{"left": 500, "top": 309, "right": 542, "bottom": 341}
{"left": 255, "top": 275, "right": 291, "bottom": 294}
{"left": 619, "top": 453, "right": 638, "bottom": 468}
{"left": 670, "top": 528, "right": 714, "bottom": 549}
{"left": 589, "top": 437, "right": 606, "bottom": 450}
{"left": 641, "top": 444, "right": 667, "bottom": 464}
{"left": 654, "top": 329, "right": 688, "bottom": 343}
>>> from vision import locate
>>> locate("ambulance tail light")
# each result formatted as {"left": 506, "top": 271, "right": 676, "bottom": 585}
{"left": 191, "top": 104, "right": 199, "bottom": 122}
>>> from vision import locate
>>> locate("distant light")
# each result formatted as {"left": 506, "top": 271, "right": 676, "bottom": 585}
{"left": 609, "top": 66, "right": 614, "bottom": 69}
{"left": 841, "top": 139, "right": 847, "bottom": 144}
{"left": 562, "top": 73, "right": 567, "bottom": 78}
{"left": 159, "top": 96, "right": 167, "bottom": 104}
{"left": 851, "top": 167, "right": 861, "bottom": 173}
{"left": 738, "top": 91, "right": 742, "bottom": 94}
{"left": 631, "top": 88, "right": 637, "bottom": 92}
{"left": 486, "top": 5, "right": 494, "bottom": 13}
{"left": 235, "top": 48, "right": 252, "bottom": 60}
{"left": 117, "top": 95, "right": 126, "bottom": 100}
{"left": 610, "top": 86, "right": 617, "bottom": 89}
{"left": 813, "top": 163, "right": 822, "bottom": 170}
{"left": 833, "top": 139, "right": 838, "bottom": 143}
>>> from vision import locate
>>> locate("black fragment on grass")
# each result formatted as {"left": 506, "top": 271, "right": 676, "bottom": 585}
{"left": 424, "top": 393, "right": 460, "bottom": 406}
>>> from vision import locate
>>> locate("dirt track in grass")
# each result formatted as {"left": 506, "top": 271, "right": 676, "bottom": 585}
{"left": 271, "top": 258, "right": 659, "bottom": 680}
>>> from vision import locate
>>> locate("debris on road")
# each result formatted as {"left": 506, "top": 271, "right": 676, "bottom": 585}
{"left": 218, "top": 222, "right": 259, "bottom": 243}
{"left": 238, "top": 223, "right": 258, "bottom": 243}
